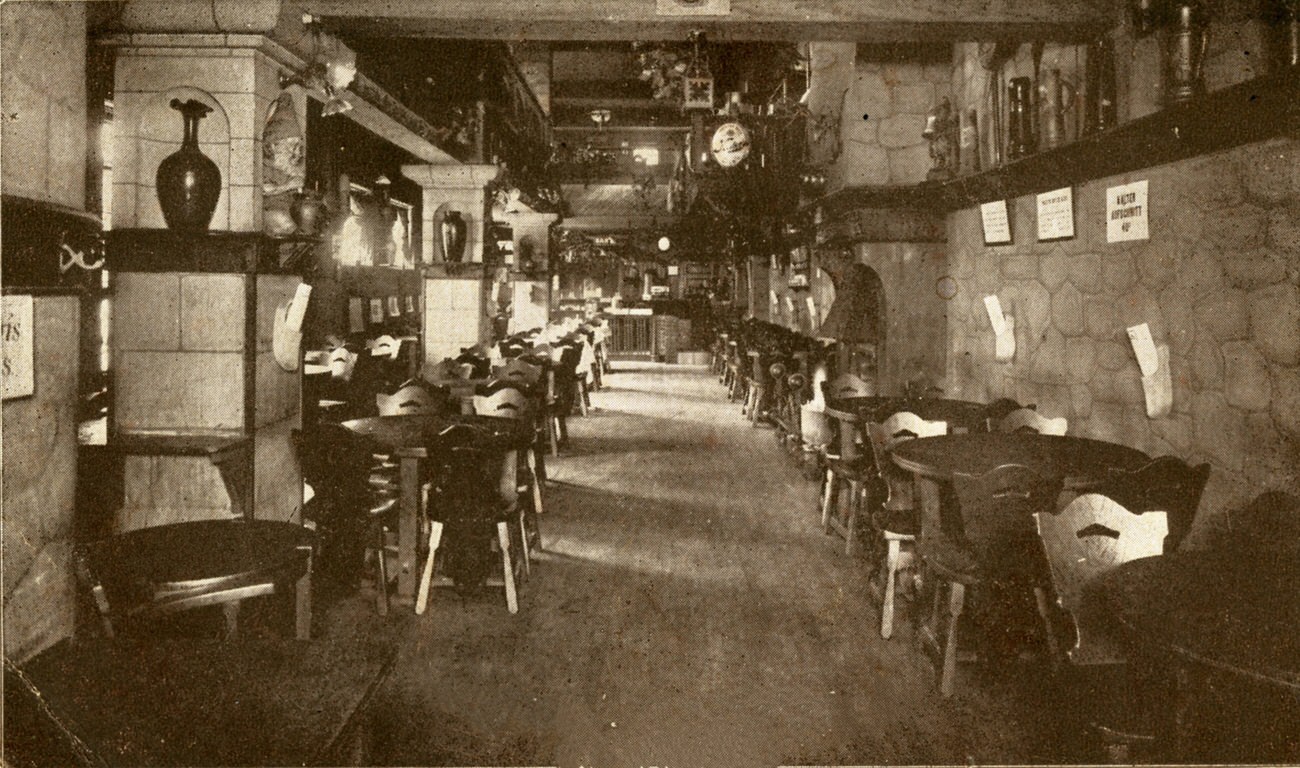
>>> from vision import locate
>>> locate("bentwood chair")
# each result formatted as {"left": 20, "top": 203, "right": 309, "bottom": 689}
{"left": 866, "top": 412, "right": 948, "bottom": 638}
{"left": 925, "top": 464, "right": 1063, "bottom": 697}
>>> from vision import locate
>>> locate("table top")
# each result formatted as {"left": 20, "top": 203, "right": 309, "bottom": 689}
{"left": 1083, "top": 547, "right": 1300, "bottom": 692}
{"left": 824, "top": 396, "right": 990, "bottom": 431}
{"left": 340, "top": 413, "right": 532, "bottom": 457}
{"left": 890, "top": 432, "right": 1151, "bottom": 488}
{"left": 110, "top": 430, "right": 250, "bottom": 458}
{"left": 89, "top": 519, "right": 313, "bottom": 592}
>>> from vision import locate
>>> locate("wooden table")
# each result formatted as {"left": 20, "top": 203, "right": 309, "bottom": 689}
{"left": 890, "top": 433, "right": 1151, "bottom": 489}
{"left": 339, "top": 414, "right": 532, "bottom": 603}
{"left": 1084, "top": 547, "right": 1300, "bottom": 693}
{"left": 8, "top": 598, "right": 408, "bottom": 766}
{"left": 86, "top": 519, "right": 315, "bottom": 640}
{"left": 1082, "top": 546, "right": 1300, "bottom": 760}
{"left": 822, "top": 396, "right": 990, "bottom": 461}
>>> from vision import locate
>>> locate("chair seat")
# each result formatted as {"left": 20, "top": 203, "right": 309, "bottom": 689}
{"left": 874, "top": 507, "right": 920, "bottom": 537}
{"left": 825, "top": 456, "right": 873, "bottom": 482}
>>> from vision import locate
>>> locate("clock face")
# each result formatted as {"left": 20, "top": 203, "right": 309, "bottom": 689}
{"left": 710, "top": 122, "right": 751, "bottom": 168}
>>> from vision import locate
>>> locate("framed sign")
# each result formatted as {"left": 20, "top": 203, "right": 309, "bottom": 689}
{"left": 1107, "top": 180, "right": 1149, "bottom": 242}
{"left": 405, "top": 295, "right": 415, "bottom": 313}
{"left": 980, "top": 200, "right": 1012, "bottom": 245}
{"left": 387, "top": 296, "right": 400, "bottom": 317}
{"left": 368, "top": 298, "right": 384, "bottom": 324}
{"left": 2, "top": 295, "right": 34, "bottom": 399}
{"left": 1036, "top": 187, "right": 1075, "bottom": 241}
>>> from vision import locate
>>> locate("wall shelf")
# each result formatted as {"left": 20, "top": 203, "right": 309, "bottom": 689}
{"left": 814, "top": 71, "right": 1297, "bottom": 225}
{"left": 106, "top": 230, "right": 321, "bottom": 275}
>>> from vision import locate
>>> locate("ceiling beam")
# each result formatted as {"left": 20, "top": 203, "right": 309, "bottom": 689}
{"left": 310, "top": 0, "right": 1112, "bottom": 43}
{"left": 561, "top": 215, "right": 679, "bottom": 233}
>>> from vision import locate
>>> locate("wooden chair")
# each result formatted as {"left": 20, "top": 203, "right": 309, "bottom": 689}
{"left": 982, "top": 398, "right": 1028, "bottom": 432}
{"left": 375, "top": 383, "right": 437, "bottom": 416}
{"left": 471, "top": 386, "right": 544, "bottom": 571}
{"left": 926, "top": 464, "right": 1063, "bottom": 697}
{"left": 1100, "top": 456, "right": 1209, "bottom": 554}
{"left": 998, "top": 408, "right": 1068, "bottom": 435}
{"left": 492, "top": 358, "right": 543, "bottom": 388}
{"left": 415, "top": 443, "right": 522, "bottom": 615}
{"left": 823, "top": 372, "right": 873, "bottom": 401}
{"left": 866, "top": 412, "right": 948, "bottom": 639}
{"left": 1035, "top": 493, "right": 1170, "bottom": 759}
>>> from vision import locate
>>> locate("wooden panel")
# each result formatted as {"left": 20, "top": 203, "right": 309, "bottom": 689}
{"left": 314, "top": 0, "right": 1110, "bottom": 42}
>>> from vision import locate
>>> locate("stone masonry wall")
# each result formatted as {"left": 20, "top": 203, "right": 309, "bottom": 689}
{"left": 944, "top": 137, "right": 1300, "bottom": 542}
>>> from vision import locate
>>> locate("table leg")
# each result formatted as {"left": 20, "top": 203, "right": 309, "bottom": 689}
{"left": 295, "top": 546, "right": 313, "bottom": 640}
{"left": 397, "top": 456, "right": 421, "bottom": 603}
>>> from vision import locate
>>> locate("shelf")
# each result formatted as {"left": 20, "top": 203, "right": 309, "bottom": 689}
{"left": 111, "top": 430, "right": 250, "bottom": 457}
{"left": 107, "top": 230, "right": 321, "bottom": 275}
{"left": 814, "top": 71, "right": 1298, "bottom": 223}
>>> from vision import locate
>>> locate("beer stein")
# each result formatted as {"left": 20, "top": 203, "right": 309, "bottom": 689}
{"left": 1039, "top": 68, "right": 1077, "bottom": 150}
{"left": 1084, "top": 36, "right": 1118, "bottom": 135}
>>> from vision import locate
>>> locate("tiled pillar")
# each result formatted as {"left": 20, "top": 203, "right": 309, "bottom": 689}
{"left": 104, "top": 25, "right": 306, "bottom": 530}
{"left": 503, "top": 211, "right": 557, "bottom": 333}
{"left": 402, "top": 163, "right": 501, "bottom": 362}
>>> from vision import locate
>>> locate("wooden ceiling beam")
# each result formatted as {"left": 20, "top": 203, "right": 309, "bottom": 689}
{"left": 310, "top": 0, "right": 1111, "bottom": 43}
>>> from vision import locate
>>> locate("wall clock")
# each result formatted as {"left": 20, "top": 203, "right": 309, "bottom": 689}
{"left": 710, "top": 122, "right": 751, "bottom": 168}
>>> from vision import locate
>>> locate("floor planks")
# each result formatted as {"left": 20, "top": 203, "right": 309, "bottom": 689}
{"left": 364, "top": 363, "right": 1079, "bottom": 767}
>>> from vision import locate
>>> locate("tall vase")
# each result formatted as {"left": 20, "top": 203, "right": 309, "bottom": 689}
{"left": 1164, "top": 1, "right": 1209, "bottom": 106}
{"left": 156, "top": 99, "right": 222, "bottom": 231}
{"left": 1006, "top": 77, "right": 1036, "bottom": 160}
{"left": 1084, "top": 36, "right": 1118, "bottom": 136}
{"left": 440, "top": 210, "right": 467, "bottom": 264}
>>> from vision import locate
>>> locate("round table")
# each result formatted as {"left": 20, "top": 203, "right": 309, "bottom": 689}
{"left": 890, "top": 432, "right": 1151, "bottom": 489}
{"left": 88, "top": 519, "right": 315, "bottom": 639}
{"left": 340, "top": 413, "right": 533, "bottom": 603}
{"left": 824, "top": 396, "right": 992, "bottom": 433}
{"left": 1083, "top": 547, "right": 1300, "bottom": 693}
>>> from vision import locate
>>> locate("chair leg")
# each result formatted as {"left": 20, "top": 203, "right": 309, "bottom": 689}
{"left": 1033, "top": 586, "right": 1061, "bottom": 670}
{"left": 526, "top": 449, "right": 544, "bottom": 516}
{"left": 517, "top": 505, "right": 532, "bottom": 576}
{"left": 882, "top": 538, "right": 900, "bottom": 639}
{"left": 844, "top": 480, "right": 861, "bottom": 556}
{"left": 941, "top": 581, "right": 966, "bottom": 698}
{"left": 374, "top": 526, "right": 390, "bottom": 617}
{"left": 577, "top": 379, "right": 589, "bottom": 416}
{"left": 222, "top": 601, "right": 241, "bottom": 639}
{"left": 415, "top": 520, "right": 443, "bottom": 615}
{"left": 497, "top": 522, "right": 518, "bottom": 614}
{"left": 820, "top": 469, "right": 839, "bottom": 534}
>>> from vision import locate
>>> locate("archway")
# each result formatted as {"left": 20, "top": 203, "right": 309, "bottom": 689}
{"left": 819, "top": 262, "right": 886, "bottom": 386}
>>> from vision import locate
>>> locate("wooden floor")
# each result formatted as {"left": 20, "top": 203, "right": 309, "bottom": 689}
{"left": 364, "top": 363, "right": 1083, "bottom": 767}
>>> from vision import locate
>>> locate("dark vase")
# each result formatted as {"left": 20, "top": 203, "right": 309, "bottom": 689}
{"left": 290, "top": 188, "right": 325, "bottom": 236}
{"left": 155, "top": 99, "right": 221, "bottom": 231}
{"left": 440, "top": 210, "right": 467, "bottom": 263}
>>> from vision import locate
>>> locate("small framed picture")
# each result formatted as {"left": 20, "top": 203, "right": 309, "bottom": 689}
{"left": 980, "top": 200, "right": 1013, "bottom": 246}
{"left": 405, "top": 295, "right": 415, "bottom": 313}
{"left": 368, "top": 298, "right": 384, "bottom": 324}
{"left": 387, "top": 296, "right": 400, "bottom": 317}
{"left": 1035, "top": 187, "right": 1075, "bottom": 241}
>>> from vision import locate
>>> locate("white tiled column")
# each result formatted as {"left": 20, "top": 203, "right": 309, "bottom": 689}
{"left": 403, "top": 164, "right": 501, "bottom": 362}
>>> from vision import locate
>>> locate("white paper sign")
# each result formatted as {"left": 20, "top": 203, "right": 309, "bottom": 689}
{"left": 983, "top": 295, "right": 1007, "bottom": 335}
{"left": 667, "top": 265, "right": 680, "bottom": 276}
{"left": 1107, "top": 180, "right": 1149, "bottom": 242}
{"left": 1126, "top": 322, "right": 1160, "bottom": 377}
{"left": 368, "top": 298, "right": 384, "bottom": 324}
{"left": 980, "top": 200, "right": 1012, "bottom": 245}
{"left": 405, "top": 295, "right": 415, "bottom": 313}
{"left": 1036, "top": 187, "right": 1075, "bottom": 240}
{"left": 1140, "top": 344, "right": 1173, "bottom": 418}
{"left": 387, "top": 296, "right": 400, "bottom": 317}
{"left": 285, "top": 283, "right": 312, "bottom": 332}
{"left": 2, "top": 295, "right": 34, "bottom": 399}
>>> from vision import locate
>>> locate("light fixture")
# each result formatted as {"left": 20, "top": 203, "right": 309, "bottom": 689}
{"left": 657, "top": 236, "right": 671, "bottom": 252}
{"left": 281, "top": 15, "right": 355, "bottom": 116}
{"left": 589, "top": 108, "right": 612, "bottom": 129}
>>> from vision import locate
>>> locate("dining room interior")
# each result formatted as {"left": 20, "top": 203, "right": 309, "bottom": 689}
{"left": 1, "top": 0, "right": 1298, "bottom": 766}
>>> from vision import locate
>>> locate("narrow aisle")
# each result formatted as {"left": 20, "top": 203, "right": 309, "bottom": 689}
{"left": 368, "top": 363, "right": 1051, "bottom": 767}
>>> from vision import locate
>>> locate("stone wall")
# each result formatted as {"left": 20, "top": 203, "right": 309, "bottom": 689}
{"left": 806, "top": 42, "right": 946, "bottom": 190}
{"left": 944, "top": 137, "right": 1300, "bottom": 540}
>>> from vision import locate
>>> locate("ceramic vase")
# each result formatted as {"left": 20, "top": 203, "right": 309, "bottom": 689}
{"left": 1164, "top": 1, "right": 1209, "bottom": 105}
{"left": 440, "top": 211, "right": 467, "bottom": 263}
{"left": 156, "top": 99, "right": 221, "bottom": 231}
